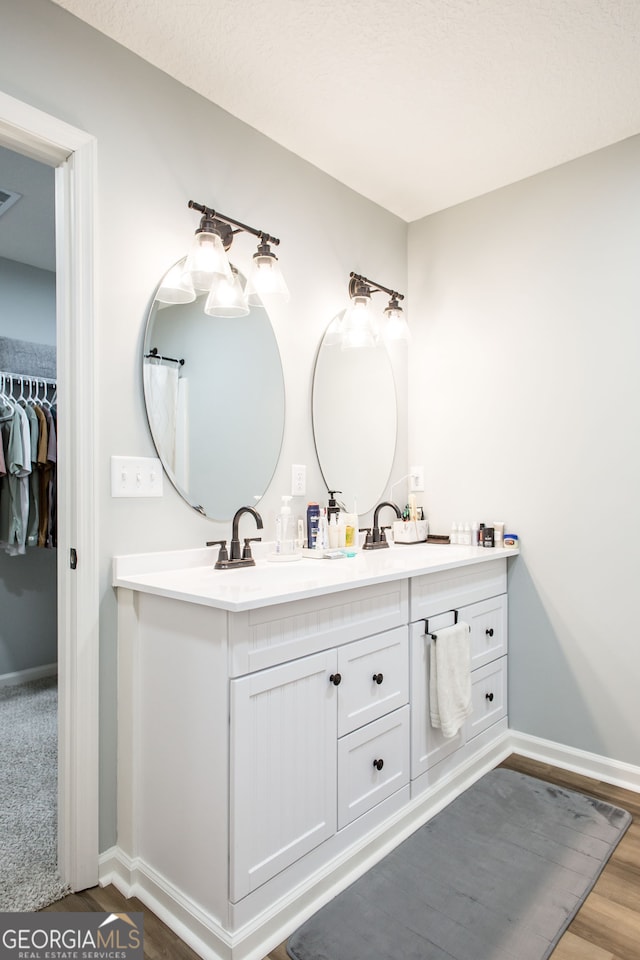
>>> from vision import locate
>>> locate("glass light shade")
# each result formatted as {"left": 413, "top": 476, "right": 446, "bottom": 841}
{"left": 184, "top": 230, "right": 232, "bottom": 291}
{"left": 381, "top": 305, "right": 411, "bottom": 342}
{"left": 156, "top": 263, "right": 196, "bottom": 304}
{"left": 341, "top": 296, "right": 376, "bottom": 349}
{"left": 204, "top": 267, "right": 250, "bottom": 318}
{"left": 246, "top": 250, "right": 290, "bottom": 302}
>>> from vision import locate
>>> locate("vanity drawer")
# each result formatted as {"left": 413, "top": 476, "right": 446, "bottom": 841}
{"left": 338, "top": 705, "right": 410, "bottom": 829}
{"left": 229, "top": 580, "right": 409, "bottom": 676}
{"left": 464, "top": 656, "right": 507, "bottom": 741}
{"left": 337, "top": 627, "right": 409, "bottom": 737}
{"left": 460, "top": 594, "right": 507, "bottom": 669}
{"left": 409, "top": 558, "right": 506, "bottom": 622}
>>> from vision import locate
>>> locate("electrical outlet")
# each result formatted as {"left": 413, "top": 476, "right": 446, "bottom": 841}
{"left": 291, "top": 463, "right": 306, "bottom": 497}
{"left": 409, "top": 465, "right": 424, "bottom": 492}
{"left": 111, "top": 456, "right": 163, "bottom": 497}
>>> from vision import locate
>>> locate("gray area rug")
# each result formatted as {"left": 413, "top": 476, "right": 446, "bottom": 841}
{"left": 287, "top": 768, "right": 631, "bottom": 960}
{"left": 0, "top": 677, "right": 70, "bottom": 911}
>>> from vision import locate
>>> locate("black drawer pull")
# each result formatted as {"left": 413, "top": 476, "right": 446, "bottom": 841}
{"left": 486, "top": 628, "right": 494, "bottom": 637}
{"left": 330, "top": 673, "right": 342, "bottom": 686}
{"left": 373, "top": 758, "right": 384, "bottom": 771}
{"left": 372, "top": 673, "right": 384, "bottom": 685}
{"left": 485, "top": 692, "right": 494, "bottom": 702}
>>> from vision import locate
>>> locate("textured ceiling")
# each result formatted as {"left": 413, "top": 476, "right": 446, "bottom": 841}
{"left": 49, "top": 0, "right": 640, "bottom": 220}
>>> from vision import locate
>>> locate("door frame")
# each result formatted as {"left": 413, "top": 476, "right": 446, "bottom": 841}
{"left": 0, "top": 91, "right": 99, "bottom": 890}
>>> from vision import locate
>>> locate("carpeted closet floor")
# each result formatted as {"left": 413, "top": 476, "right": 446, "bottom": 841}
{"left": 0, "top": 676, "right": 69, "bottom": 911}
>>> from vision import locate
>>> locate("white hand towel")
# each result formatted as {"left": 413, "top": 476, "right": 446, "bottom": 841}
{"left": 430, "top": 621, "right": 473, "bottom": 739}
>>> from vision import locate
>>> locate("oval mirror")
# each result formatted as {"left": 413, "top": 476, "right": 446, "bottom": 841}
{"left": 143, "top": 259, "right": 285, "bottom": 520}
{"left": 312, "top": 312, "right": 397, "bottom": 515}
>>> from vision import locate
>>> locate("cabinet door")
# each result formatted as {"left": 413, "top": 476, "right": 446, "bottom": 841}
{"left": 337, "top": 626, "right": 409, "bottom": 736}
{"left": 410, "top": 621, "right": 464, "bottom": 781}
{"left": 229, "top": 650, "right": 338, "bottom": 902}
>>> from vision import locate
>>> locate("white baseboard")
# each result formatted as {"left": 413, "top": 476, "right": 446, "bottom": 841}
{"left": 507, "top": 729, "right": 640, "bottom": 793}
{"left": 99, "top": 846, "right": 233, "bottom": 960}
{"left": 0, "top": 662, "right": 57, "bottom": 688}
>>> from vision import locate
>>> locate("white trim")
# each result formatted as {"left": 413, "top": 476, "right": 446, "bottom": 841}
{"left": 0, "top": 662, "right": 58, "bottom": 688}
{"left": 0, "top": 91, "right": 99, "bottom": 891}
{"left": 508, "top": 729, "right": 640, "bottom": 793}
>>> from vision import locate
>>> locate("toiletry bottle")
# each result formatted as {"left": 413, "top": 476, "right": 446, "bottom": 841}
{"left": 328, "top": 513, "right": 339, "bottom": 548}
{"left": 343, "top": 511, "right": 357, "bottom": 549}
{"left": 275, "top": 495, "right": 294, "bottom": 555}
{"left": 306, "top": 502, "right": 320, "bottom": 549}
{"left": 317, "top": 509, "right": 329, "bottom": 551}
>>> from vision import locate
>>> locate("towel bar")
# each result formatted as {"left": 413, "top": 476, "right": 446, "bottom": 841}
{"left": 424, "top": 609, "right": 459, "bottom": 640}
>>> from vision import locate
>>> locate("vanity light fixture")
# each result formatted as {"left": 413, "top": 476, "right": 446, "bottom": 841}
{"left": 183, "top": 200, "right": 288, "bottom": 316}
{"left": 341, "top": 272, "right": 409, "bottom": 348}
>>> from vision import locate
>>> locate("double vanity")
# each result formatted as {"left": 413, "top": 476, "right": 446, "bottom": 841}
{"left": 111, "top": 539, "right": 518, "bottom": 960}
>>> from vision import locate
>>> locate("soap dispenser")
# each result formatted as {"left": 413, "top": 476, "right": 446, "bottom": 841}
{"left": 275, "top": 495, "right": 297, "bottom": 558}
{"left": 327, "top": 490, "right": 342, "bottom": 521}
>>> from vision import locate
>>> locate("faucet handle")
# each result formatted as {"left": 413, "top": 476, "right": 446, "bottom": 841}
{"left": 207, "top": 539, "right": 229, "bottom": 563}
{"left": 242, "top": 536, "right": 262, "bottom": 561}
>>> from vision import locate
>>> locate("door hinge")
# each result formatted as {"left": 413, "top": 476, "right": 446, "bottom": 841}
{"left": 70, "top": 547, "right": 78, "bottom": 570}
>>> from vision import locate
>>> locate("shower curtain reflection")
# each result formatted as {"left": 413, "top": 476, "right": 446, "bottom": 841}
{"left": 143, "top": 357, "right": 189, "bottom": 491}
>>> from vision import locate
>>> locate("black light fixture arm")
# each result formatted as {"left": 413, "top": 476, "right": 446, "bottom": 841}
{"left": 188, "top": 200, "right": 280, "bottom": 247}
{"left": 349, "top": 271, "right": 404, "bottom": 302}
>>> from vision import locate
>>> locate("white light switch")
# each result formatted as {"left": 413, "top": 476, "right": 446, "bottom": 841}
{"left": 111, "top": 456, "right": 163, "bottom": 497}
{"left": 409, "top": 465, "right": 425, "bottom": 492}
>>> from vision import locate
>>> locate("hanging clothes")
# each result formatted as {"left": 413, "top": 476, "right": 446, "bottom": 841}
{"left": 0, "top": 375, "right": 57, "bottom": 556}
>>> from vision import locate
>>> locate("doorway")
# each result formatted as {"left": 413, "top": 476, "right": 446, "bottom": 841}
{"left": 0, "top": 91, "right": 98, "bottom": 892}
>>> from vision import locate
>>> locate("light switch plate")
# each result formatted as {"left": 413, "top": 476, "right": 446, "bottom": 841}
{"left": 111, "top": 456, "right": 163, "bottom": 497}
{"left": 409, "top": 465, "right": 425, "bottom": 492}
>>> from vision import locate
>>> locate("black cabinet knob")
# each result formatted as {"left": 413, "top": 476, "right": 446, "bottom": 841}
{"left": 373, "top": 758, "right": 384, "bottom": 771}
{"left": 486, "top": 692, "right": 494, "bottom": 702}
{"left": 372, "top": 673, "right": 384, "bottom": 685}
{"left": 486, "top": 627, "right": 494, "bottom": 637}
{"left": 330, "top": 673, "right": 342, "bottom": 686}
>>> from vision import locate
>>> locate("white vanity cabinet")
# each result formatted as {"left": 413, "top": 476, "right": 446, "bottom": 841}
{"left": 112, "top": 545, "right": 517, "bottom": 960}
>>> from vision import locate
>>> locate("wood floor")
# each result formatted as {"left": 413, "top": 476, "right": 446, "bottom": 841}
{"left": 43, "top": 754, "right": 640, "bottom": 960}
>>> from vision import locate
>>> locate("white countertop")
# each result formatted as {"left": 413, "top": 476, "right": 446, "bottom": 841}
{"left": 113, "top": 541, "right": 519, "bottom": 612}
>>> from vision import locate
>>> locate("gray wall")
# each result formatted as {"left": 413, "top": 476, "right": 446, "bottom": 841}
{"left": 0, "top": 257, "right": 57, "bottom": 676}
{"left": 1, "top": 0, "right": 408, "bottom": 850}
{"left": 408, "top": 136, "right": 640, "bottom": 767}
{"left": 0, "top": 259, "right": 56, "bottom": 344}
